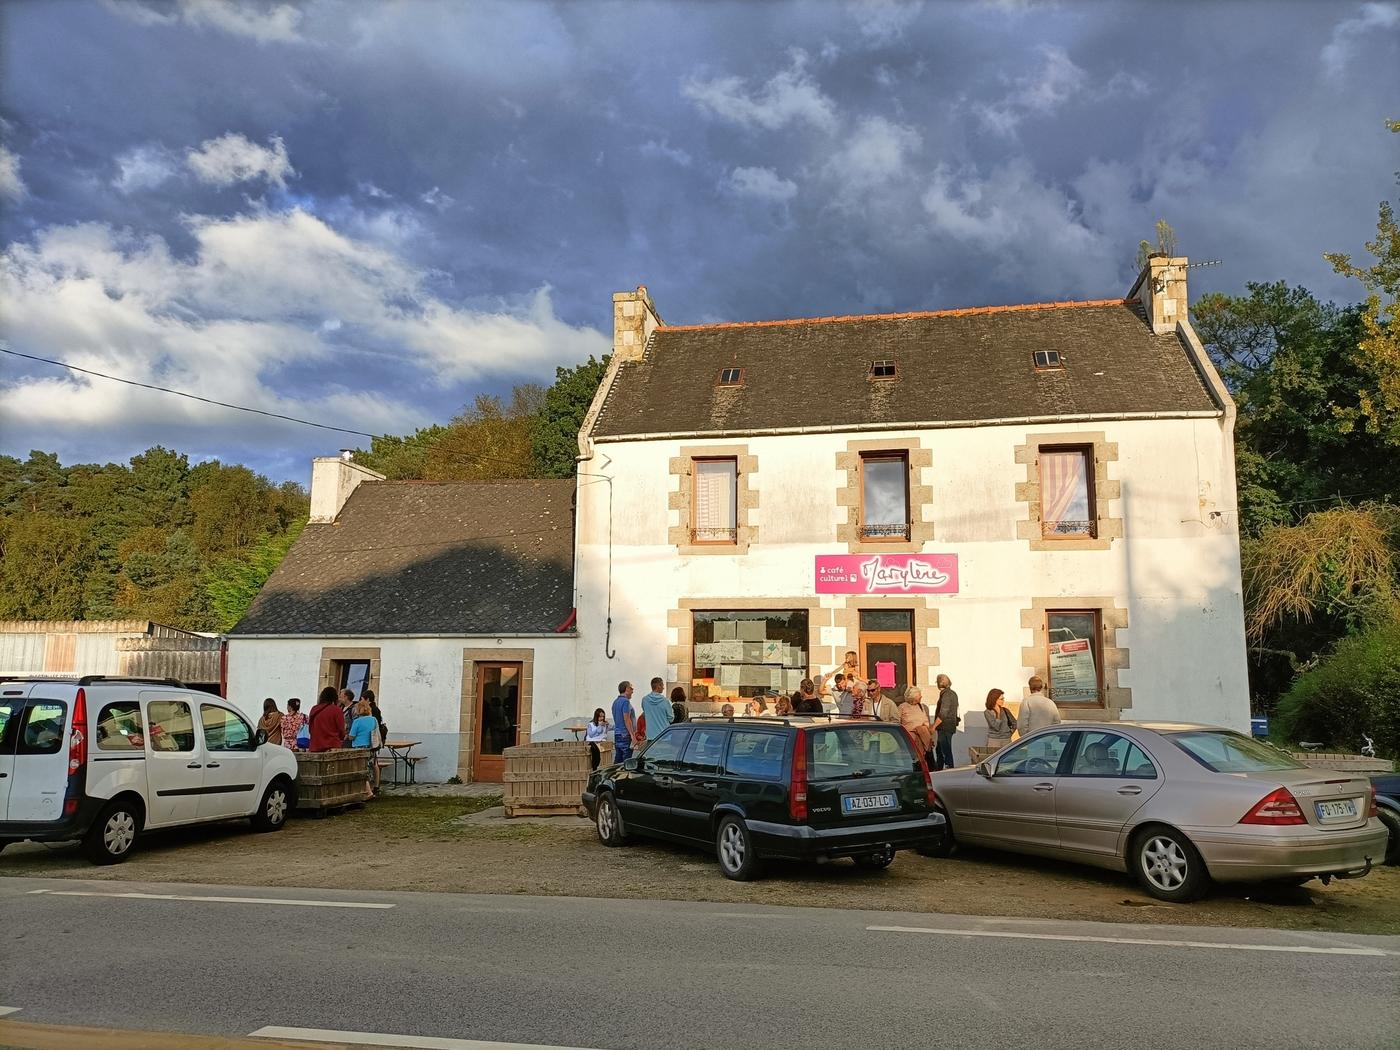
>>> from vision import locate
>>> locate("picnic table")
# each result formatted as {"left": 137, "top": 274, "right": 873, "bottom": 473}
{"left": 382, "top": 740, "right": 424, "bottom": 785}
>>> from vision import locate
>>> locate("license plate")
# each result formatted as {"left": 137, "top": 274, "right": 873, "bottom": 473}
{"left": 842, "top": 792, "right": 897, "bottom": 815}
{"left": 1316, "top": 799, "right": 1358, "bottom": 822}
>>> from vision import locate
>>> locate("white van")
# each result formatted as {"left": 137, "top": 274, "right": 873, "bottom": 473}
{"left": 0, "top": 677, "right": 298, "bottom": 864}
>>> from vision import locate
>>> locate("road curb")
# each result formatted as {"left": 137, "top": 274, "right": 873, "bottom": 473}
{"left": 0, "top": 1019, "right": 387, "bottom": 1050}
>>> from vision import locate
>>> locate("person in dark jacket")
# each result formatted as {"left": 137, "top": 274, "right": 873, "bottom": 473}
{"left": 309, "top": 687, "right": 348, "bottom": 752}
{"left": 932, "top": 674, "right": 960, "bottom": 771}
{"left": 670, "top": 686, "right": 689, "bottom": 724}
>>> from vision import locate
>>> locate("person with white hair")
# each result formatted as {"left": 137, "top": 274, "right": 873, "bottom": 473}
{"left": 899, "top": 685, "right": 932, "bottom": 758}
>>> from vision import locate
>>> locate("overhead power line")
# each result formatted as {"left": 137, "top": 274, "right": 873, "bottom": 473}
{"left": 0, "top": 344, "right": 535, "bottom": 475}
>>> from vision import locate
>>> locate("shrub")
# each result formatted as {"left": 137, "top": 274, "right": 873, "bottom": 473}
{"left": 1274, "top": 618, "right": 1400, "bottom": 757}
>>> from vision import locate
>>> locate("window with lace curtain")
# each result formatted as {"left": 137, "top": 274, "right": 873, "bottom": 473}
{"left": 691, "top": 458, "right": 738, "bottom": 544}
{"left": 1039, "top": 446, "right": 1095, "bottom": 538}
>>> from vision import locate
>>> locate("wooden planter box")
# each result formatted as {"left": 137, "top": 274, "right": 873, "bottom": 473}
{"left": 1289, "top": 751, "right": 1393, "bottom": 774}
{"left": 503, "top": 740, "right": 601, "bottom": 818}
{"left": 295, "top": 749, "right": 371, "bottom": 814}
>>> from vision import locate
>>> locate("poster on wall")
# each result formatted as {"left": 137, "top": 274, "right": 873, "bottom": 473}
{"left": 738, "top": 620, "right": 767, "bottom": 641}
{"left": 815, "top": 554, "right": 959, "bottom": 595}
{"left": 1049, "top": 633, "right": 1098, "bottom": 702}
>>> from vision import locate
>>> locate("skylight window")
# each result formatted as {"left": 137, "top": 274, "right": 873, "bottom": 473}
{"left": 869, "top": 359, "right": 897, "bottom": 380}
{"left": 1033, "top": 350, "right": 1064, "bottom": 370}
{"left": 717, "top": 367, "right": 744, "bottom": 387}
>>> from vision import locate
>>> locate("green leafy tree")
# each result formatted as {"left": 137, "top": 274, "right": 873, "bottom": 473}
{"left": 353, "top": 425, "right": 449, "bottom": 480}
{"left": 531, "top": 355, "right": 610, "bottom": 478}
{"left": 0, "top": 512, "right": 90, "bottom": 619}
{"left": 207, "top": 519, "right": 306, "bottom": 631}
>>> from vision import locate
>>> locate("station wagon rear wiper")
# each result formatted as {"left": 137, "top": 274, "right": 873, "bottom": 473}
{"left": 850, "top": 768, "right": 873, "bottom": 778}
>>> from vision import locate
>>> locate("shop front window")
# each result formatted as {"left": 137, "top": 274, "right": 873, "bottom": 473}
{"left": 692, "top": 610, "right": 809, "bottom": 703}
{"left": 1047, "top": 610, "right": 1102, "bottom": 703}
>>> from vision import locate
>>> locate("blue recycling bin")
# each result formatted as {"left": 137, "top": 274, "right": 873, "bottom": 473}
{"left": 1250, "top": 715, "right": 1269, "bottom": 738}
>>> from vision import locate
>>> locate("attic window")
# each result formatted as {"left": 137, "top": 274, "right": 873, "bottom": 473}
{"left": 869, "top": 359, "right": 898, "bottom": 380}
{"left": 717, "top": 367, "right": 744, "bottom": 387}
{"left": 1033, "top": 350, "right": 1064, "bottom": 370}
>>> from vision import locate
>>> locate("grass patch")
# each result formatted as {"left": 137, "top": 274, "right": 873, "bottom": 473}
{"left": 344, "top": 794, "right": 502, "bottom": 837}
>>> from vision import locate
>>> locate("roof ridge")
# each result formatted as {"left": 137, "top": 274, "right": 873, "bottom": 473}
{"left": 659, "top": 297, "right": 1135, "bottom": 333}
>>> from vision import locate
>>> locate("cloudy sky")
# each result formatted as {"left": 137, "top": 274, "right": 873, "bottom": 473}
{"left": 1, "top": 0, "right": 1396, "bottom": 482}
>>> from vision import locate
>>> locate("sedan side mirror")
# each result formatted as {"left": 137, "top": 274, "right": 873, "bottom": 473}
{"left": 976, "top": 761, "right": 993, "bottom": 779}
{"left": 623, "top": 757, "right": 640, "bottom": 772}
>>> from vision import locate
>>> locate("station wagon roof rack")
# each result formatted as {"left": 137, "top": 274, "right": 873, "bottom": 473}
{"left": 689, "top": 713, "right": 860, "bottom": 725}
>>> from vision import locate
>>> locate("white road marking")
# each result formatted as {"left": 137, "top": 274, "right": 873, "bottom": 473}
{"left": 250, "top": 1027, "right": 603, "bottom": 1050}
{"left": 0, "top": 1007, "right": 22, "bottom": 1017}
{"left": 868, "top": 925, "right": 1395, "bottom": 957}
{"left": 26, "top": 889, "right": 392, "bottom": 910}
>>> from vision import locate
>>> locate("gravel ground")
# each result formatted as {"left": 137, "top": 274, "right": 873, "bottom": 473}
{"left": 3, "top": 795, "right": 1396, "bottom": 935}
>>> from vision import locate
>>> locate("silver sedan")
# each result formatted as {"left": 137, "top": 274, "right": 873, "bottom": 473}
{"left": 929, "top": 721, "right": 1388, "bottom": 902}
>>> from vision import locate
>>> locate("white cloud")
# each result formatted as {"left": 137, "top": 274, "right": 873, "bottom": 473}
{"left": 0, "top": 209, "right": 607, "bottom": 446}
{"left": 0, "top": 145, "right": 24, "bottom": 200}
{"left": 848, "top": 0, "right": 924, "bottom": 43}
{"left": 420, "top": 186, "right": 455, "bottom": 210}
{"left": 1320, "top": 2, "right": 1400, "bottom": 78}
{"left": 683, "top": 52, "right": 839, "bottom": 132}
{"left": 186, "top": 132, "right": 294, "bottom": 188}
{"left": 824, "top": 116, "right": 920, "bottom": 194}
{"left": 103, "top": 0, "right": 303, "bottom": 43}
{"left": 112, "top": 144, "right": 179, "bottom": 193}
{"left": 725, "top": 166, "right": 798, "bottom": 202}
{"left": 639, "top": 139, "right": 693, "bottom": 167}
{"left": 973, "top": 46, "right": 1147, "bottom": 136}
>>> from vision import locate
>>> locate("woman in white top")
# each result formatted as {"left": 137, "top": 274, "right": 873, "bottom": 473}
{"left": 584, "top": 707, "right": 611, "bottom": 770}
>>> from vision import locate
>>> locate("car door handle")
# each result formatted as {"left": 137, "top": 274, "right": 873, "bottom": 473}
{"left": 186, "top": 762, "right": 203, "bottom": 769}
{"left": 654, "top": 775, "right": 673, "bottom": 785}
{"left": 1117, "top": 786, "right": 1143, "bottom": 795}
{"left": 206, "top": 762, "right": 221, "bottom": 769}
{"left": 701, "top": 782, "right": 717, "bottom": 790}
{"left": 1033, "top": 783, "right": 1055, "bottom": 792}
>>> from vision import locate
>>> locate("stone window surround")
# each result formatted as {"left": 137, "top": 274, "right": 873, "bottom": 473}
{"left": 836, "top": 438, "right": 935, "bottom": 554}
{"left": 318, "top": 646, "right": 381, "bottom": 699}
{"left": 831, "top": 598, "right": 941, "bottom": 691}
{"left": 1014, "top": 431, "right": 1122, "bottom": 551}
{"left": 667, "top": 598, "right": 833, "bottom": 700}
{"left": 1019, "top": 597, "right": 1131, "bottom": 718}
{"left": 458, "top": 647, "right": 535, "bottom": 783}
{"left": 668, "top": 444, "right": 759, "bottom": 555}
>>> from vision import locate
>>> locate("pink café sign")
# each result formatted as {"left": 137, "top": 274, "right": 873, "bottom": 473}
{"left": 815, "top": 554, "right": 959, "bottom": 595}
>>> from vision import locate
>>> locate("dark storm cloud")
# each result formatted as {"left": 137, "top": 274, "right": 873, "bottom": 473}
{"left": 1, "top": 0, "right": 1396, "bottom": 480}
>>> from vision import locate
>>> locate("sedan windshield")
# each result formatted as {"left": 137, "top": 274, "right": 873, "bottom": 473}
{"left": 1168, "top": 730, "right": 1306, "bottom": 773}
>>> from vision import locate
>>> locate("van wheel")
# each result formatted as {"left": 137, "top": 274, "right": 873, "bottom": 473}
{"left": 595, "top": 793, "right": 629, "bottom": 846}
{"left": 84, "top": 800, "right": 141, "bottom": 865}
{"left": 251, "top": 778, "right": 293, "bottom": 832}
{"left": 716, "top": 816, "right": 761, "bottom": 881}
{"left": 1131, "top": 826, "right": 1208, "bottom": 902}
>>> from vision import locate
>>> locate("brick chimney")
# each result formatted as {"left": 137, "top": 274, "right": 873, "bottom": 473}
{"left": 612, "top": 285, "right": 663, "bottom": 361}
{"left": 309, "top": 453, "right": 385, "bottom": 523}
{"left": 1129, "top": 254, "right": 1189, "bottom": 335}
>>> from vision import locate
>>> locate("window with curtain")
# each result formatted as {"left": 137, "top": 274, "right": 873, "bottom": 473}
{"left": 1040, "top": 446, "right": 1094, "bottom": 537}
{"left": 860, "top": 452, "right": 910, "bottom": 540}
{"left": 692, "top": 458, "right": 738, "bottom": 543}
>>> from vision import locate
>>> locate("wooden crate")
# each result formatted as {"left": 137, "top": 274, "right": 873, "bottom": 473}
{"left": 1289, "top": 752, "right": 1393, "bottom": 774}
{"left": 967, "top": 746, "right": 999, "bottom": 767}
{"left": 502, "top": 740, "right": 598, "bottom": 817}
{"left": 295, "top": 749, "right": 371, "bottom": 813}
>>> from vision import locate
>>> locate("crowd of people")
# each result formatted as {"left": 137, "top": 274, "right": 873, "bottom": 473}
{"left": 256, "top": 687, "right": 388, "bottom": 793}
{"left": 592, "top": 651, "right": 1065, "bottom": 773}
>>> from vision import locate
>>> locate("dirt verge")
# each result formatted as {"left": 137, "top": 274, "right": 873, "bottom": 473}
{"left": 3, "top": 796, "right": 1395, "bottom": 935}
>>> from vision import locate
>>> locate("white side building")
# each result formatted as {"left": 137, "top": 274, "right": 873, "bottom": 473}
{"left": 574, "top": 258, "right": 1250, "bottom": 753}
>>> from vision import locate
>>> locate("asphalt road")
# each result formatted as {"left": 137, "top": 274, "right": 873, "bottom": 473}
{"left": 1, "top": 876, "right": 1397, "bottom": 1050}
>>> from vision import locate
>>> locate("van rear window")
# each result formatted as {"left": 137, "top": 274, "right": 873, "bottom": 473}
{"left": 809, "top": 726, "right": 916, "bottom": 780}
{"left": 726, "top": 730, "right": 786, "bottom": 780}
{"left": 17, "top": 702, "right": 67, "bottom": 756}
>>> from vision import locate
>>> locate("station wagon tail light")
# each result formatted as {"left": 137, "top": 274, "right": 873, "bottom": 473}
{"left": 789, "top": 728, "right": 808, "bottom": 822}
{"left": 68, "top": 687, "right": 88, "bottom": 776}
{"left": 1368, "top": 785, "right": 1378, "bottom": 819}
{"left": 1239, "top": 786, "right": 1305, "bottom": 825}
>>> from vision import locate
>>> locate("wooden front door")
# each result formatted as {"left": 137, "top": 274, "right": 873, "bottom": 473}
{"left": 473, "top": 663, "right": 522, "bottom": 783}
{"left": 861, "top": 631, "right": 913, "bottom": 701}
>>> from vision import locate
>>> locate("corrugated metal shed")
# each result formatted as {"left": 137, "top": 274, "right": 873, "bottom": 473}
{"left": 0, "top": 620, "right": 220, "bottom": 687}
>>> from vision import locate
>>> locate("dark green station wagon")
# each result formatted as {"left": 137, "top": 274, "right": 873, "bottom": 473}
{"left": 582, "top": 716, "right": 946, "bottom": 879}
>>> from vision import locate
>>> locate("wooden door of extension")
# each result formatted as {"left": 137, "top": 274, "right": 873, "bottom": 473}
{"left": 473, "top": 662, "right": 522, "bottom": 783}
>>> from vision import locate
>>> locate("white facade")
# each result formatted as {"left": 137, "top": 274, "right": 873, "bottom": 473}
{"left": 573, "top": 413, "right": 1251, "bottom": 746}
{"left": 225, "top": 635, "right": 577, "bottom": 783}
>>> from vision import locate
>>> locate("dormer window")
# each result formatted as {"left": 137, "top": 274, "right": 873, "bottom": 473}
{"left": 1033, "top": 350, "right": 1064, "bottom": 370}
{"left": 717, "top": 367, "right": 744, "bottom": 387}
{"left": 869, "top": 359, "right": 897, "bottom": 380}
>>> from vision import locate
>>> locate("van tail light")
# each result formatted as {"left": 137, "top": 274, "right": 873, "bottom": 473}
{"left": 68, "top": 687, "right": 88, "bottom": 777}
{"left": 1239, "top": 786, "right": 1306, "bottom": 825}
{"left": 1368, "top": 785, "right": 1378, "bottom": 819}
{"left": 789, "top": 728, "right": 808, "bottom": 822}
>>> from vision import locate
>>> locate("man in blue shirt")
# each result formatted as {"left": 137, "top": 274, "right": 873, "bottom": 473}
{"left": 639, "top": 676, "right": 673, "bottom": 744}
{"left": 611, "top": 681, "right": 638, "bottom": 762}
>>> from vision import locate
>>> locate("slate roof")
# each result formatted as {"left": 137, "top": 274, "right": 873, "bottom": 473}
{"left": 590, "top": 299, "right": 1222, "bottom": 439}
{"left": 230, "top": 479, "right": 575, "bottom": 636}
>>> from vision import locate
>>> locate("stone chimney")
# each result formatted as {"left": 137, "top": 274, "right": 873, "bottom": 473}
{"left": 309, "top": 454, "right": 386, "bottom": 523}
{"left": 1129, "top": 254, "right": 1189, "bottom": 335}
{"left": 612, "top": 285, "right": 663, "bottom": 362}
